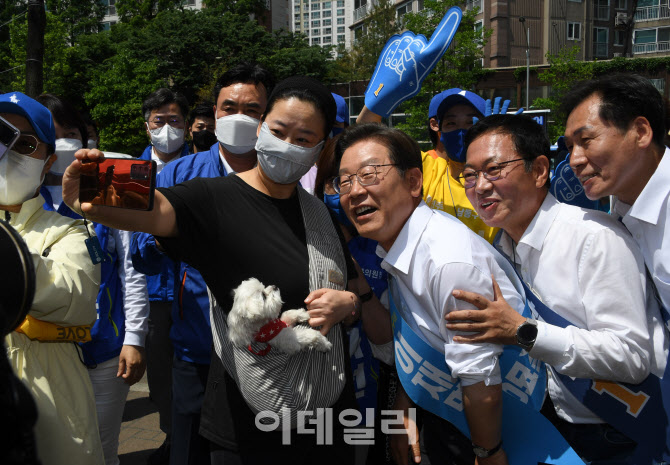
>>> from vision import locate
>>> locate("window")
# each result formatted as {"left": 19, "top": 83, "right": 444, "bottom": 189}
{"left": 397, "top": 2, "right": 412, "bottom": 18}
{"left": 295, "top": 14, "right": 300, "bottom": 20}
{"left": 337, "top": 8, "right": 345, "bottom": 15}
{"left": 474, "top": 20, "right": 483, "bottom": 37}
{"left": 101, "top": 21, "right": 114, "bottom": 31}
{"left": 338, "top": 34, "right": 346, "bottom": 43}
{"left": 107, "top": 0, "right": 116, "bottom": 16}
{"left": 567, "top": 22, "right": 581, "bottom": 40}
{"left": 303, "top": 12, "right": 309, "bottom": 19}
{"left": 337, "top": 26, "right": 344, "bottom": 33}
{"left": 337, "top": 17, "right": 345, "bottom": 24}
{"left": 312, "top": 20, "right": 320, "bottom": 26}
{"left": 312, "top": 2, "right": 320, "bottom": 9}
{"left": 614, "top": 30, "right": 626, "bottom": 46}
{"left": 593, "top": 27, "right": 609, "bottom": 57}
{"left": 295, "top": 21, "right": 301, "bottom": 27}
{"left": 324, "top": 27, "right": 332, "bottom": 34}
{"left": 615, "top": 0, "right": 626, "bottom": 8}
{"left": 324, "top": 36, "right": 332, "bottom": 43}
{"left": 324, "top": 1, "right": 331, "bottom": 7}
{"left": 312, "top": 37, "right": 321, "bottom": 44}
{"left": 311, "top": 11, "right": 320, "bottom": 18}
{"left": 323, "top": 10, "right": 331, "bottom": 17}
{"left": 337, "top": 0, "right": 344, "bottom": 6}
{"left": 323, "top": 19, "right": 331, "bottom": 25}
{"left": 312, "top": 28, "right": 320, "bottom": 35}
{"left": 633, "top": 27, "right": 670, "bottom": 54}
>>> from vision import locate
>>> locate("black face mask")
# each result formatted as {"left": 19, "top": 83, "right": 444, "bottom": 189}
{"left": 192, "top": 130, "right": 218, "bottom": 152}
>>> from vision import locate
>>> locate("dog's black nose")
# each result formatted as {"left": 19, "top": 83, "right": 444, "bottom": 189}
{"left": 270, "top": 285, "right": 278, "bottom": 291}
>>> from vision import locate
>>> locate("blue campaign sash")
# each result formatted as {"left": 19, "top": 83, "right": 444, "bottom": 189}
{"left": 389, "top": 276, "right": 582, "bottom": 464}
{"left": 520, "top": 278, "right": 670, "bottom": 464}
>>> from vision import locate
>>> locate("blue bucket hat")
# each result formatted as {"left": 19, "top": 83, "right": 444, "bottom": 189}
{"left": 0, "top": 92, "right": 56, "bottom": 150}
{"left": 431, "top": 88, "right": 486, "bottom": 123}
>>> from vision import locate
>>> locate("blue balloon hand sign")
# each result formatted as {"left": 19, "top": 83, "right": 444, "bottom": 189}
{"left": 473, "top": 97, "right": 524, "bottom": 124}
{"left": 364, "top": 7, "right": 463, "bottom": 117}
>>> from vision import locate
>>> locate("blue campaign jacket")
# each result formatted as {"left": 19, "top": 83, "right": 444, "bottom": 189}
{"left": 40, "top": 186, "right": 125, "bottom": 366}
{"left": 133, "top": 142, "right": 227, "bottom": 364}
{"left": 132, "top": 143, "right": 190, "bottom": 302}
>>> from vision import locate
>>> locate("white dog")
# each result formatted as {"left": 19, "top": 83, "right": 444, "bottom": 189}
{"left": 227, "top": 278, "right": 332, "bottom": 356}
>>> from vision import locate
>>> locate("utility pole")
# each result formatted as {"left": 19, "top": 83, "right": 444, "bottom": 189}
{"left": 26, "top": 0, "right": 45, "bottom": 97}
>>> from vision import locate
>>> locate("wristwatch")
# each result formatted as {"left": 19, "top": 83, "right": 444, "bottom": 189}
{"left": 472, "top": 440, "right": 503, "bottom": 458}
{"left": 516, "top": 318, "right": 538, "bottom": 351}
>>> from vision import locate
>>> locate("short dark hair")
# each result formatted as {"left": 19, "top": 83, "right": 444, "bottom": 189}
{"left": 189, "top": 102, "right": 215, "bottom": 126}
{"left": 263, "top": 76, "right": 336, "bottom": 139}
{"left": 334, "top": 123, "right": 423, "bottom": 178}
{"left": 141, "top": 88, "right": 189, "bottom": 122}
{"left": 560, "top": 73, "right": 667, "bottom": 149}
{"left": 36, "top": 93, "right": 88, "bottom": 150}
{"left": 212, "top": 62, "right": 275, "bottom": 105}
{"left": 464, "top": 114, "right": 551, "bottom": 187}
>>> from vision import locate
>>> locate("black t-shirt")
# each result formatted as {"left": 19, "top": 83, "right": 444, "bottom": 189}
{"left": 158, "top": 175, "right": 357, "bottom": 457}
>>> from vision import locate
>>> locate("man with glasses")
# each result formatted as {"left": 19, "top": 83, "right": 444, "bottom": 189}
{"left": 444, "top": 114, "right": 667, "bottom": 463}
{"left": 0, "top": 92, "right": 103, "bottom": 464}
{"left": 334, "top": 123, "right": 530, "bottom": 465}
{"left": 135, "top": 87, "right": 191, "bottom": 465}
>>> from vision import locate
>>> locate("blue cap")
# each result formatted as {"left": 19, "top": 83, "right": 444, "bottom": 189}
{"left": 430, "top": 88, "right": 486, "bottom": 123}
{"left": 332, "top": 93, "right": 349, "bottom": 125}
{"left": 0, "top": 92, "right": 55, "bottom": 149}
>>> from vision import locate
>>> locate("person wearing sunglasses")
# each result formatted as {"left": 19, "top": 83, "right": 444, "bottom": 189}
{"left": 0, "top": 91, "right": 103, "bottom": 464}
{"left": 445, "top": 114, "right": 668, "bottom": 464}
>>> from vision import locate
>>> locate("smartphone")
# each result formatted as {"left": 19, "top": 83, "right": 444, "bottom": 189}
{"left": 79, "top": 157, "right": 157, "bottom": 211}
{"left": 0, "top": 115, "right": 20, "bottom": 162}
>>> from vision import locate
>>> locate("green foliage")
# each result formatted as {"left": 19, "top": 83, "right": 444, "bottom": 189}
{"left": 45, "top": 0, "right": 106, "bottom": 45}
{"left": 394, "top": 0, "right": 493, "bottom": 142}
{"left": 536, "top": 45, "right": 593, "bottom": 142}
{"left": 85, "top": 49, "right": 163, "bottom": 154}
{"left": 115, "top": 0, "right": 184, "bottom": 25}
{"left": 260, "top": 30, "right": 336, "bottom": 81}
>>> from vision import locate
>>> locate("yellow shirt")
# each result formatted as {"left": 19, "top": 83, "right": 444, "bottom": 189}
{"left": 422, "top": 150, "right": 499, "bottom": 243}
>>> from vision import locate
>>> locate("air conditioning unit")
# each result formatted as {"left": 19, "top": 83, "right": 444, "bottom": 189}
{"left": 613, "top": 52, "right": 623, "bottom": 57}
{"left": 615, "top": 12, "right": 629, "bottom": 26}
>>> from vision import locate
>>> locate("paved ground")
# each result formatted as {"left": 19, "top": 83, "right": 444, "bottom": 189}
{"left": 119, "top": 374, "right": 165, "bottom": 465}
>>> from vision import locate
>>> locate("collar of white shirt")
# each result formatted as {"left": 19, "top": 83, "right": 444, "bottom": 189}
{"left": 617, "top": 146, "right": 670, "bottom": 226}
{"left": 377, "top": 201, "right": 432, "bottom": 275}
{"left": 498, "top": 192, "right": 558, "bottom": 258}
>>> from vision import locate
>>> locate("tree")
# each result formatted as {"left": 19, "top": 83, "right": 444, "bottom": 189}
{"left": 260, "top": 30, "right": 335, "bottom": 81}
{"left": 114, "top": 0, "right": 183, "bottom": 26}
{"left": 394, "top": 1, "right": 493, "bottom": 143}
{"left": 45, "top": 0, "right": 106, "bottom": 46}
{"left": 85, "top": 48, "right": 163, "bottom": 154}
{"left": 0, "top": 0, "right": 27, "bottom": 92}
{"left": 533, "top": 45, "right": 593, "bottom": 142}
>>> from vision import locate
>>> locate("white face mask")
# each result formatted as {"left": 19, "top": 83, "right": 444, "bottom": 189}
{"left": 87, "top": 139, "right": 97, "bottom": 150}
{"left": 0, "top": 150, "right": 47, "bottom": 205}
{"left": 147, "top": 123, "right": 184, "bottom": 154}
{"left": 51, "top": 138, "right": 83, "bottom": 175}
{"left": 255, "top": 123, "right": 324, "bottom": 185}
{"left": 215, "top": 114, "right": 260, "bottom": 155}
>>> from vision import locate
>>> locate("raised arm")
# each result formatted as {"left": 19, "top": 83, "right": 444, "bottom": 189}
{"left": 62, "top": 149, "right": 178, "bottom": 237}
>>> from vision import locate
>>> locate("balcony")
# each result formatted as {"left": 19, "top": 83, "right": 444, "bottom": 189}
{"left": 635, "top": 5, "right": 670, "bottom": 22}
{"left": 593, "top": 5, "right": 610, "bottom": 21}
{"left": 633, "top": 41, "right": 670, "bottom": 54}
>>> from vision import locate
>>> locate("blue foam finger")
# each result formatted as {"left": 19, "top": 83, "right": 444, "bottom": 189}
{"left": 364, "top": 7, "right": 463, "bottom": 117}
{"left": 501, "top": 99, "right": 510, "bottom": 114}
{"left": 485, "top": 98, "right": 492, "bottom": 117}
{"left": 492, "top": 96, "right": 501, "bottom": 115}
{"left": 515, "top": 107, "right": 524, "bottom": 115}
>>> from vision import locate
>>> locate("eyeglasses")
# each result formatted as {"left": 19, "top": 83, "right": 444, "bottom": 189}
{"left": 459, "top": 158, "right": 525, "bottom": 189}
{"left": 333, "top": 164, "right": 398, "bottom": 194}
{"left": 11, "top": 134, "right": 43, "bottom": 156}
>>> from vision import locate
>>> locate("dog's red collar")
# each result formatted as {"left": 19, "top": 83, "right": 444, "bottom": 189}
{"left": 248, "top": 318, "right": 288, "bottom": 356}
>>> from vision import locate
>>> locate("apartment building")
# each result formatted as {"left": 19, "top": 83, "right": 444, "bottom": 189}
{"left": 290, "top": 0, "right": 352, "bottom": 55}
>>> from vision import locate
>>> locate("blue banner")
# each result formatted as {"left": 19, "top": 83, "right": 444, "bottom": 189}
{"left": 389, "top": 277, "right": 582, "bottom": 464}
{"left": 521, "top": 278, "right": 670, "bottom": 464}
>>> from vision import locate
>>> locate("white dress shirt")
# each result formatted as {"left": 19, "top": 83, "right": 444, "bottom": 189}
{"left": 378, "top": 201, "right": 525, "bottom": 387}
{"left": 113, "top": 229, "right": 150, "bottom": 347}
{"left": 614, "top": 147, "right": 670, "bottom": 319}
{"left": 498, "top": 193, "right": 666, "bottom": 424}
